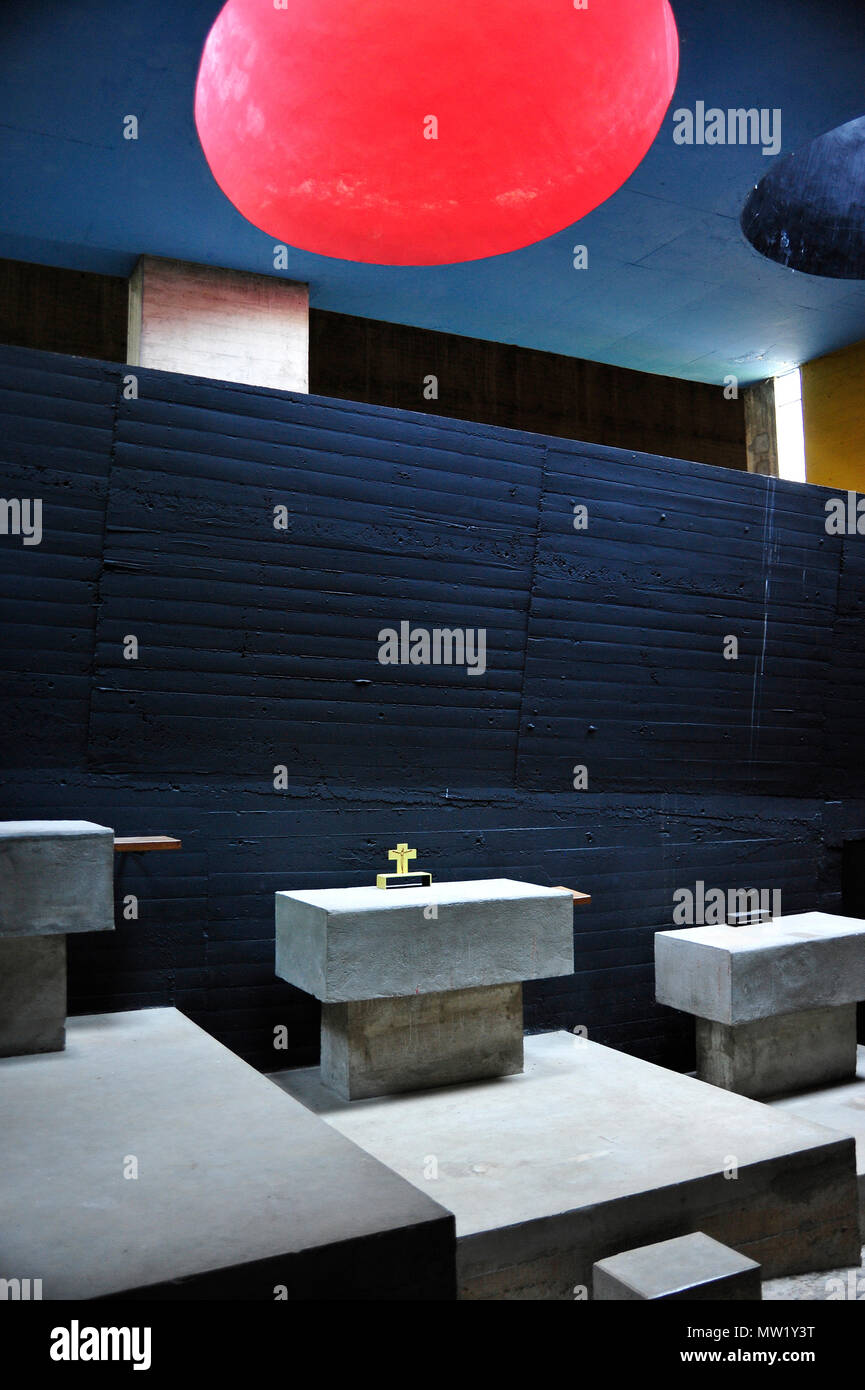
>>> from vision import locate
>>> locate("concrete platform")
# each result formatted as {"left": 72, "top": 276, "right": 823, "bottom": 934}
{"left": 0, "top": 1008, "right": 456, "bottom": 1300}
{"left": 272, "top": 1031, "right": 861, "bottom": 1300}
{"left": 768, "top": 1044, "right": 865, "bottom": 1228}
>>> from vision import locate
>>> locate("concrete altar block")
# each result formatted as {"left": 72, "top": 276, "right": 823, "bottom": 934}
{"left": 656, "top": 913, "right": 865, "bottom": 1024}
{"left": 276, "top": 878, "right": 573, "bottom": 1100}
{"left": 275, "top": 878, "right": 574, "bottom": 1001}
{"left": 593, "top": 1232, "right": 762, "bottom": 1301}
{"left": 0, "top": 820, "right": 114, "bottom": 938}
{"left": 656, "top": 913, "right": 865, "bottom": 1098}
{"left": 321, "top": 983, "right": 524, "bottom": 1100}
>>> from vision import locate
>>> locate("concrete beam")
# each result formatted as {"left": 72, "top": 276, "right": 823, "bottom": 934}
{"left": 128, "top": 256, "right": 308, "bottom": 392}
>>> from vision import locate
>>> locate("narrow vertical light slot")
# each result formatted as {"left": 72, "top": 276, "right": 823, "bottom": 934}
{"left": 774, "top": 368, "right": 806, "bottom": 483}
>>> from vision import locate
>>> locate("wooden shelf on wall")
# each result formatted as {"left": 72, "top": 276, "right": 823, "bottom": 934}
{"left": 114, "top": 836, "right": 182, "bottom": 853}
{"left": 554, "top": 887, "right": 591, "bottom": 904}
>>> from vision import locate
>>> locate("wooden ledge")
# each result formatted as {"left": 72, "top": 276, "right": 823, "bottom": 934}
{"left": 114, "top": 836, "right": 182, "bottom": 853}
{"left": 554, "top": 886, "right": 591, "bottom": 904}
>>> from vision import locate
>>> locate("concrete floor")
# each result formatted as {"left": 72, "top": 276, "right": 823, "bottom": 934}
{"left": 272, "top": 1030, "right": 860, "bottom": 1299}
{"left": 763, "top": 1251, "right": 865, "bottom": 1300}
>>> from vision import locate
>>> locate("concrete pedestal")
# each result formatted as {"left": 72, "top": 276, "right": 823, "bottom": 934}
{"left": 322, "top": 983, "right": 523, "bottom": 1101}
{"left": 273, "top": 1030, "right": 861, "bottom": 1299}
{"left": 0, "top": 820, "right": 114, "bottom": 1058}
{"left": 276, "top": 878, "right": 573, "bottom": 1099}
{"left": 593, "top": 1232, "right": 762, "bottom": 1301}
{"left": 0, "top": 937, "right": 66, "bottom": 1057}
{"left": 656, "top": 912, "right": 865, "bottom": 1099}
{"left": 697, "top": 1004, "right": 858, "bottom": 1099}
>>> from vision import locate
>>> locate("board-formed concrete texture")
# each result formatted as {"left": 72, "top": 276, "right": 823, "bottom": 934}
{"left": 0, "top": 936, "right": 66, "bottom": 1057}
{"left": 696, "top": 1004, "right": 858, "bottom": 1099}
{"left": 0, "top": 820, "right": 114, "bottom": 938}
{"left": 127, "top": 256, "right": 309, "bottom": 393}
{"left": 593, "top": 1231, "right": 762, "bottom": 1301}
{"left": 655, "top": 912, "right": 865, "bottom": 1025}
{"left": 275, "top": 878, "right": 574, "bottom": 1002}
{"left": 273, "top": 1031, "right": 861, "bottom": 1300}
{"left": 321, "top": 982, "right": 523, "bottom": 1100}
{"left": 0, "top": 1008, "right": 456, "bottom": 1300}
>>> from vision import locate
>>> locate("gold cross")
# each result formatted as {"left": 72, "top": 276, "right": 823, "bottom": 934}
{"left": 388, "top": 843, "right": 417, "bottom": 875}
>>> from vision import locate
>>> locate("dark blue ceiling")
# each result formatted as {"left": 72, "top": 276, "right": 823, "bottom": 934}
{"left": 1, "top": 0, "right": 864, "bottom": 384}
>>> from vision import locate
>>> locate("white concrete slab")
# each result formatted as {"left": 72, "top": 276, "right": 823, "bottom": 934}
{"left": 276, "top": 878, "right": 574, "bottom": 1001}
{"left": 272, "top": 1031, "right": 861, "bottom": 1300}
{"left": 0, "top": 1008, "right": 455, "bottom": 1299}
{"left": 656, "top": 912, "right": 865, "bottom": 1023}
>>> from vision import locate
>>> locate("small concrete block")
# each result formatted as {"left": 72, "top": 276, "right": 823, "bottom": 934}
{"left": 321, "top": 982, "right": 524, "bottom": 1100}
{"left": 696, "top": 1004, "right": 858, "bottom": 1099}
{"left": 0, "top": 821, "right": 114, "bottom": 938}
{"left": 656, "top": 912, "right": 865, "bottom": 1024}
{"left": 276, "top": 878, "right": 574, "bottom": 1002}
{"left": 593, "top": 1232, "right": 762, "bottom": 1301}
{"left": 0, "top": 936, "right": 66, "bottom": 1057}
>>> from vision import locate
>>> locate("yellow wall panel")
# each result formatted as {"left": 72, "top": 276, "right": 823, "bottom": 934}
{"left": 802, "top": 339, "right": 865, "bottom": 491}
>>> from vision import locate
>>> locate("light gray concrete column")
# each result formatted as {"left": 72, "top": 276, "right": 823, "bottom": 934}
{"left": 128, "top": 256, "right": 308, "bottom": 392}
{"left": 321, "top": 982, "right": 524, "bottom": 1101}
{"left": 0, "top": 936, "right": 66, "bottom": 1057}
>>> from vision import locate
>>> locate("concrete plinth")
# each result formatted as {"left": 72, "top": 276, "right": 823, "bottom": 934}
{"left": 273, "top": 1030, "right": 861, "bottom": 1300}
{"left": 0, "top": 1009, "right": 456, "bottom": 1299}
{"left": 697, "top": 1004, "right": 858, "bottom": 1099}
{"left": 321, "top": 983, "right": 523, "bottom": 1101}
{"left": 0, "top": 936, "right": 66, "bottom": 1057}
{"left": 593, "top": 1232, "right": 762, "bottom": 1301}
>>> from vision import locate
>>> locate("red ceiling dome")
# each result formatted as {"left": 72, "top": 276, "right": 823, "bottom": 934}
{"left": 195, "top": 0, "right": 679, "bottom": 266}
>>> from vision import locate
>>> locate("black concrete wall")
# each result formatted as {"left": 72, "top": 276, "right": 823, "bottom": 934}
{"left": 2, "top": 343, "right": 864, "bottom": 1072}
{"left": 0, "top": 258, "right": 747, "bottom": 473}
